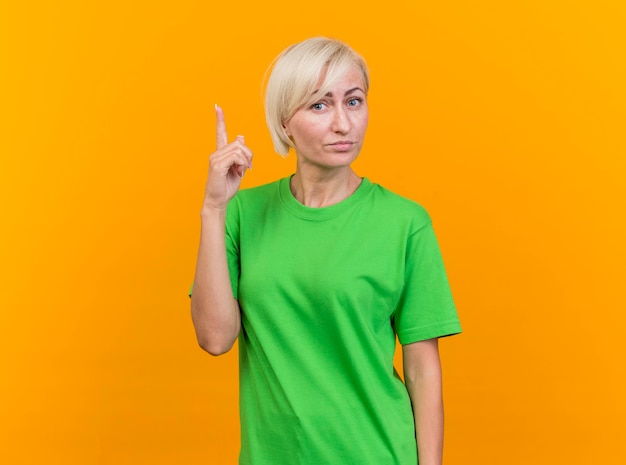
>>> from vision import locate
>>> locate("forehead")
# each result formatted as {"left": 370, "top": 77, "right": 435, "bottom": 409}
{"left": 316, "top": 66, "right": 366, "bottom": 96}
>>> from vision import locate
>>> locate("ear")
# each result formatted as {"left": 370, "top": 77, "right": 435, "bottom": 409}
{"left": 282, "top": 122, "right": 291, "bottom": 137}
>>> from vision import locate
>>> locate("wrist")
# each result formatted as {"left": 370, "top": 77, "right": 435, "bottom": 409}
{"left": 200, "top": 204, "right": 227, "bottom": 220}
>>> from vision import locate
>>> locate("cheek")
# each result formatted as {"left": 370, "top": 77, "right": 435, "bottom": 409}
{"left": 293, "top": 122, "right": 324, "bottom": 144}
{"left": 356, "top": 114, "right": 369, "bottom": 134}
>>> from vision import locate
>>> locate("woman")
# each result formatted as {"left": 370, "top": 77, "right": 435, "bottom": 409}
{"left": 191, "top": 37, "right": 461, "bottom": 465}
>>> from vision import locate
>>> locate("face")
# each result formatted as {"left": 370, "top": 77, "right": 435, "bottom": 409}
{"left": 283, "top": 66, "right": 368, "bottom": 171}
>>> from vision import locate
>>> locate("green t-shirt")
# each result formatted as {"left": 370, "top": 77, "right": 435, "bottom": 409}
{"left": 216, "top": 176, "right": 460, "bottom": 465}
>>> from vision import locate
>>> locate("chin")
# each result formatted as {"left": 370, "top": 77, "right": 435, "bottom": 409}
{"left": 319, "top": 155, "right": 360, "bottom": 170}
{"left": 297, "top": 147, "right": 361, "bottom": 170}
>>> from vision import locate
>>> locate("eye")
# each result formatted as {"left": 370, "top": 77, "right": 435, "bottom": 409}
{"left": 311, "top": 102, "right": 326, "bottom": 111}
{"left": 347, "top": 98, "right": 362, "bottom": 107}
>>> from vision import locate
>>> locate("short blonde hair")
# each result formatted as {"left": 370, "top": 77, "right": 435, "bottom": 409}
{"left": 264, "top": 37, "right": 370, "bottom": 155}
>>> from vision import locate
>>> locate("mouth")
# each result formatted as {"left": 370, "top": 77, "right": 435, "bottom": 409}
{"left": 327, "top": 141, "right": 355, "bottom": 151}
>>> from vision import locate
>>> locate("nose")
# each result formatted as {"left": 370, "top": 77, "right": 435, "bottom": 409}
{"left": 331, "top": 106, "right": 350, "bottom": 134}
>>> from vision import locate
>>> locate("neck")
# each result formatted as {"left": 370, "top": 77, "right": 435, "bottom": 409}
{"left": 290, "top": 166, "right": 362, "bottom": 208}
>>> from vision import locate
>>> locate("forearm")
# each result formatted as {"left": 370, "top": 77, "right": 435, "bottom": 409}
{"left": 403, "top": 340, "right": 444, "bottom": 465}
{"left": 191, "top": 207, "right": 240, "bottom": 355}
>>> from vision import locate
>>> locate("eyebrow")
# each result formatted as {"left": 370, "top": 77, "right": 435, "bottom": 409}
{"left": 314, "top": 87, "right": 366, "bottom": 97}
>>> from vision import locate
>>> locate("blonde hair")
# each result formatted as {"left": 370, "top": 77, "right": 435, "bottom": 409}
{"left": 264, "top": 37, "right": 370, "bottom": 155}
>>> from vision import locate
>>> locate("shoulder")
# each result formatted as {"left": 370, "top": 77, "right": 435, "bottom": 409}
{"left": 366, "top": 180, "right": 432, "bottom": 232}
{"left": 225, "top": 179, "right": 284, "bottom": 235}
{"left": 228, "top": 177, "right": 284, "bottom": 212}
{"left": 236, "top": 178, "right": 282, "bottom": 201}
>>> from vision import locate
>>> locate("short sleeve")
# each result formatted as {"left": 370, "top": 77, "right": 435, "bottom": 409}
{"left": 187, "top": 196, "right": 241, "bottom": 299}
{"left": 393, "top": 220, "right": 461, "bottom": 344}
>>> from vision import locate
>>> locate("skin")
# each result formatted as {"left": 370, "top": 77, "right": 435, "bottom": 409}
{"left": 404, "top": 338, "right": 445, "bottom": 465}
{"left": 191, "top": 66, "right": 445, "bottom": 465}
{"left": 283, "top": 66, "right": 368, "bottom": 208}
{"left": 190, "top": 105, "right": 251, "bottom": 355}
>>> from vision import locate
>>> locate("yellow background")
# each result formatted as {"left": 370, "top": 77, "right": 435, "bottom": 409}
{"left": 1, "top": 1, "right": 625, "bottom": 463}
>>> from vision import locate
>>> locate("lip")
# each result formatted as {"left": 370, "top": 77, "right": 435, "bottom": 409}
{"left": 327, "top": 141, "right": 354, "bottom": 151}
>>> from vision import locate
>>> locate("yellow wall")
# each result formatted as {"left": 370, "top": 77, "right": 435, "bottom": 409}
{"left": 1, "top": 1, "right": 624, "bottom": 463}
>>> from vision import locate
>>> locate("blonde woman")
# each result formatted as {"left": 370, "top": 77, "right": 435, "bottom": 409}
{"left": 191, "top": 37, "right": 461, "bottom": 465}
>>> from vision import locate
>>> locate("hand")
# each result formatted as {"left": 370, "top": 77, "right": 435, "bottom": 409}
{"left": 202, "top": 105, "right": 253, "bottom": 211}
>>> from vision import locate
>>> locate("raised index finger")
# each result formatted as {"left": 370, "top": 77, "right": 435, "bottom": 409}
{"left": 215, "top": 104, "right": 228, "bottom": 149}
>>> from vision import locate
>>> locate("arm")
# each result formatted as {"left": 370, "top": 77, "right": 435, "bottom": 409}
{"left": 191, "top": 207, "right": 240, "bottom": 355}
{"left": 191, "top": 105, "right": 252, "bottom": 356}
{"left": 402, "top": 338, "right": 444, "bottom": 465}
